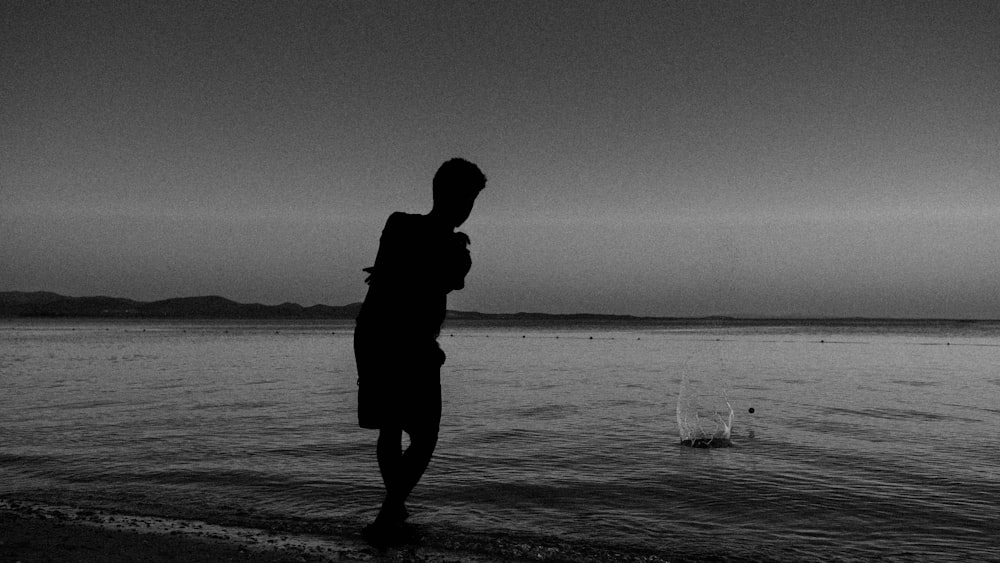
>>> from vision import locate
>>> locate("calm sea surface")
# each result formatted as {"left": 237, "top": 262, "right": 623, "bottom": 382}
{"left": 2, "top": 319, "right": 998, "bottom": 561}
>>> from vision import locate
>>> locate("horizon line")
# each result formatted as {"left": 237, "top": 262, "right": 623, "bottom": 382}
{"left": 3, "top": 290, "right": 998, "bottom": 323}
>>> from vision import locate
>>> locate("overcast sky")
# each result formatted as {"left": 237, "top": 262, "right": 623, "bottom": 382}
{"left": 3, "top": 1, "right": 998, "bottom": 317}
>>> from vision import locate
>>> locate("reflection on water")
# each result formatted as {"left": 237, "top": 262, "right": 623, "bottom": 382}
{"left": 2, "top": 319, "right": 999, "bottom": 561}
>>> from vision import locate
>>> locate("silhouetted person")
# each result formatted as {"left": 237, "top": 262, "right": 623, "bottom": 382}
{"left": 354, "top": 158, "right": 486, "bottom": 540}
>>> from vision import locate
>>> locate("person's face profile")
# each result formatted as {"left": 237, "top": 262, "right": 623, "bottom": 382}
{"left": 447, "top": 193, "right": 477, "bottom": 228}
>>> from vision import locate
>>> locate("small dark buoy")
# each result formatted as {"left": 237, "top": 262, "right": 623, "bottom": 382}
{"left": 820, "top": 339, "right": 825, "bottom": 343}
{"left": 748, "top": 407, "right": 755, "bottom": 414}
{"left": 589, "top": 336, "right": 593, "bottom": 340}
{"left": 522, "top": 335, "right": 526, "bottom": 338}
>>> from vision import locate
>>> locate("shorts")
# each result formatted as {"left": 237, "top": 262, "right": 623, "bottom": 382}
{"left": 354, "top": 332, "right": 444, "bottom": 433}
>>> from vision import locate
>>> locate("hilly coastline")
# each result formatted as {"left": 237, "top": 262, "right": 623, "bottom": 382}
{"left": 0, "top": 291, "right": 657, "bottom": 321}
{"left": 4, "top": 291, "right": 989, "bottom": 325}
{"left": 0, "top": 291, "right": 362, "bottom": 320}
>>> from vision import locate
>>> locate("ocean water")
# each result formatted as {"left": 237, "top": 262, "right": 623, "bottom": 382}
{"left": 2, "top": 319, "right": 998, "bottom": 562}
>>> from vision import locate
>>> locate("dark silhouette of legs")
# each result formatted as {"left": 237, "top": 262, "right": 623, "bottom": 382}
{"left": 373, "top": 425, "right": 438, "bottom": 527}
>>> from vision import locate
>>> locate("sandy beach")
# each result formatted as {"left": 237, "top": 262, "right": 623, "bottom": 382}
{"left": 1, "top": 500, "right": 371, "bottom": 563}
{"left": 1, "top": 500, "right": 684, "bottom": 563}
{"left": 1, "top": 512, "right": 314, "bottom": 562}
{"left": 0, "top": 501, "right": 502, "bottom": 563}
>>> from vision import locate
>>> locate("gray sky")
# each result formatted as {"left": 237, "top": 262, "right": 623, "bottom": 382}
{"left": 3, "top": 1, "right": 999, "bottom": 317}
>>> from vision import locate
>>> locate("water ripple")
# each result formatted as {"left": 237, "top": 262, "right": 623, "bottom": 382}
{"left": 2, "top": 320, "right": 999, "bottom": 561}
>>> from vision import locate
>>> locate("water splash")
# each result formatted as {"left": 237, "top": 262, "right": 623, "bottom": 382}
{"left": 676, "top": 373, "right": 734, "bottom": 448}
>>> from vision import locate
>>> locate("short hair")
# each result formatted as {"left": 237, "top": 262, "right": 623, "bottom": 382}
{"left": 432, "top": 158, "right": 486, "bottom": 204}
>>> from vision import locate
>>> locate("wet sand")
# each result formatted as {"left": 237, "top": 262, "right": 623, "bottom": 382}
{"left": 1, "top": 500, "right": 688, "bottom": 562}
{"left": 1, "top": 512, "right": 318, "bottom": 562}
{"left": 0, "top": 501, "right": 504, "bottom": 562}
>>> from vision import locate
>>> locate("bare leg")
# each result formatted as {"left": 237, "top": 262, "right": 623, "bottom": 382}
{"left": 393, "top": 428, "right": 438, "bottom": 505}
{"left": 374, "top": 426, "right": 437, "bottom": 526}
{"left": 376, "top": 427, "right": 403, "bottom": 496}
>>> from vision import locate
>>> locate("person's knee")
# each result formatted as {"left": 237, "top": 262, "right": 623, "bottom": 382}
{"left": 407, "top": 428, "right": 438, "bottom": 453}
{"left": 377, "top": 427, "right": 403, "bottom": 450}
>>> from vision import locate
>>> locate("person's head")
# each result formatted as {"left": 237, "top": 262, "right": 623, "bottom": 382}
{"left": 431, "top": 158, "right": 486, "bottom": 228}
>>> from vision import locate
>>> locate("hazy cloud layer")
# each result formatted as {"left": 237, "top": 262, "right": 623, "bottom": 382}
{"left": 3, "top": 1, "right": 998, "bottom": 317}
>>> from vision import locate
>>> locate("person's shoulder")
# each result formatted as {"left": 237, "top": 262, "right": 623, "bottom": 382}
{"left": 384, "top": 211, "right": 414, "bottom": 229}
{"left": 382, "top": 212, "right": 427, "bottom": 240}
{"left": 385, "top": 211, "right": 421, "bottom": 225}
{"left": 386, "top": 212, "right": 432, "bottom": 231}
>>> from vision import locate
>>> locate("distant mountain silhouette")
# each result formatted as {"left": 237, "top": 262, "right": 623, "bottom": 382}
{"left": 0, "top": 291, "right": 362, "bottom": 319}
{"left": 5, "top": 291, "right": 980, "bottom": 323}
{"left": 0, "top": 291, "right": 652, "bottom": 321}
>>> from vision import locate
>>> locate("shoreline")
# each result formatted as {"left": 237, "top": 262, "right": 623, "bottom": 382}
{"left": 0, "top": 512, "right": 322, "bottom": 563}
{"left": 0, "top": 500, "right": 362, "bottom": 563}
{"left": 0, "top": 500, "right": 689, "bottom": 563}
